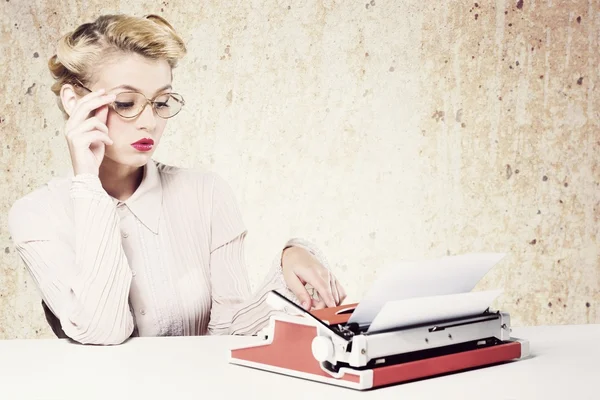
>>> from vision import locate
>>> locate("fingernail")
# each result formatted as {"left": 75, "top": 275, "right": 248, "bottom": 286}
{"left": 302, "top": 301, "right": 310, "bottom": 310}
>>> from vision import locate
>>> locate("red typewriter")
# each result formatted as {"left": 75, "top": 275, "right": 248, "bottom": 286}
{"left": 229, "top": 253, "right": 529, "bottom": 390}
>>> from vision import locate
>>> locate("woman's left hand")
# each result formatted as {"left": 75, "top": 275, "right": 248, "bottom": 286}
{"left": 281, "top": 246, "right": 346, "bottom": 310}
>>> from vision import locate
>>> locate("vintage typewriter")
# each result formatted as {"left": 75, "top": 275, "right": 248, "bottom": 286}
{"left": 229, "top": 253, "right": 529, "bottom": 390}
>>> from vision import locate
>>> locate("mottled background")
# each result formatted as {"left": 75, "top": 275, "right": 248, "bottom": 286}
{"left": 0, "top": 0, "right": 598, "bottom": 340}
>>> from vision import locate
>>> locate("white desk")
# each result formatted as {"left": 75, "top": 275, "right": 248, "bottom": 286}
{"left": 0, "top": 324, "right": 597, "bottom": 400}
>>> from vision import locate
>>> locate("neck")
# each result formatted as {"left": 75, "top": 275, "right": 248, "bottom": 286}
{"left": 98, "top": 158, "right": 145, "bottom": 201}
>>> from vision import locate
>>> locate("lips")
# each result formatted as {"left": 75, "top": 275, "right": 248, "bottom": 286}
{"left": 131, "top": 138, "right": 154, "bottom": 152}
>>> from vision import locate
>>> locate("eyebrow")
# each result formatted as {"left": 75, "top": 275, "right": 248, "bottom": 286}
{"left": 109, "top": 84, "right": 173, "bottom": 95}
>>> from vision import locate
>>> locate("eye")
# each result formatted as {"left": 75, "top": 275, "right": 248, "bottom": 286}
{"left": 154, "top": 94, "right": 172, "bottom": 109}
{"left": 114, "top": 101, "right": 135, "bottom": 110}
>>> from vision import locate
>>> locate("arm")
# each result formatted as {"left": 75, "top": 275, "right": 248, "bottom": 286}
{"left": 8, "top": 175, "right": 134, "bottom": 345}
{"left": 205, "top": 174, "right": 331, "bottom": 335}
{"left": 207, "top": 233, "right": 330, "bottom": 335}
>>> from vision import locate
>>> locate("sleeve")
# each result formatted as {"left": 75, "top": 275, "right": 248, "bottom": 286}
{"left": 7, "top": 174, "right": 134, "bottom": 345}
{"left": 206, "top": 174, "right": 330, "bottom": 336}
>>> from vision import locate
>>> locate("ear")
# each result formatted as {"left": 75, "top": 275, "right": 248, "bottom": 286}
{"left": 59, "top": 84, "right": 80, "bottom": 117}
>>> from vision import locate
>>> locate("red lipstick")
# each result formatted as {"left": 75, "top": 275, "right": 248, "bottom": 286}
{"left": 131, "top": 138, "right": 154, "bottom": 152}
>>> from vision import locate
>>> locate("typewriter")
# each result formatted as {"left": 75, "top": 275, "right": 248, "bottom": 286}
{"left": 229, "top": 253, "right": 529, "bottom": 390}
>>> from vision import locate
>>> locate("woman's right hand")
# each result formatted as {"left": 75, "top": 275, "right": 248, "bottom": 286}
{"left": 64, "top": 89, "right": 116, "bottom": 176}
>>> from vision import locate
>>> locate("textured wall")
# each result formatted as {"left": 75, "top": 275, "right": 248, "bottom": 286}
{"left": 0, "top": 0, "right": 598, "bottom": 340}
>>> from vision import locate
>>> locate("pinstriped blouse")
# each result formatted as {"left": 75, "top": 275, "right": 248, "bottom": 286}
{"left": 8, "top": 160, "right": 322, "bottom": 344}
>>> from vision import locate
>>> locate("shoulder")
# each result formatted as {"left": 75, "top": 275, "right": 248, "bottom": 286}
{"left": 9, "top": 176, "right": 71, "bottom": 216}
{"left": 154, "top": 161, "right": 245, "bottom": 248}
{"left": 154, "top": 161, "right": 237, "bottom": 201}
{"left": 8, "top": 177, "right": 72, "bottom": 243}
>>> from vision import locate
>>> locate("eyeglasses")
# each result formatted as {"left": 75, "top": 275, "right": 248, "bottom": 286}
{"left": 75, "top": 82, "right": 185, "bottom": 119}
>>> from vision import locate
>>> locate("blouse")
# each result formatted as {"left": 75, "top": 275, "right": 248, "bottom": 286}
{"left": 7, "top": 159, "right": 326, "bottom": 344}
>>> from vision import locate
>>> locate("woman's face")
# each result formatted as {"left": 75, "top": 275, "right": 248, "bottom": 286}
{"left": 87, "top": 53, "right": 174, "bottom": 168}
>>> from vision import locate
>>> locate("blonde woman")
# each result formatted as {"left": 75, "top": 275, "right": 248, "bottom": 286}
{"left": 8, "top": 14, "right": 346, "bottom": 345}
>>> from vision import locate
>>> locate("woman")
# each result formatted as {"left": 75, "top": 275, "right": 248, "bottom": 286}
{"left": 8, "top": 14, "right": 346, "bottom": 345}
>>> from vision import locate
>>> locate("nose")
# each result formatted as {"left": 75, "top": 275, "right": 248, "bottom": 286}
{"left": 136, "top": 101, "right": 157, "bottom": 132}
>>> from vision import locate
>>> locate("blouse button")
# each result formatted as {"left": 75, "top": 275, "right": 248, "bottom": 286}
{"left": 122, "top": 232, "right": 129, "bottom": 238}
{"left": 140, "top": 309, "right": 146, "bottom": 316}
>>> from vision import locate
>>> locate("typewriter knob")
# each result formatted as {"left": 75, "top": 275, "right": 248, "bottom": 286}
{"left": 311, "top": 336, "right": 334, "bottom": 363}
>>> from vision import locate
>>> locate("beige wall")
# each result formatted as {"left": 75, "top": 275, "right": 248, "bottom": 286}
{"left": 0, "top": 0, "right": 598, "bottom": 339}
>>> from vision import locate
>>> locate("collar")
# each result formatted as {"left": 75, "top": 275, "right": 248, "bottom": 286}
{"left": 113, "top": 160, "right": 163, "bottom": 234}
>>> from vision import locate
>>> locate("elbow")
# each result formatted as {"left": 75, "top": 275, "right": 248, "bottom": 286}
{"left": 59, "top": 314, "right": 134, "bottom": 345}
{"left": 208, "top": 325, "right": 230, "bottom": 336}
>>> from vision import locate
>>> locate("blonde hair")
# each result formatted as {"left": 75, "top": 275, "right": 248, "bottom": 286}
{"left": 48, "top": 14, "right": 187, "bottom": 113}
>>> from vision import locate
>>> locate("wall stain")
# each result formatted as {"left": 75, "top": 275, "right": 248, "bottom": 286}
{"left": 455, "top": 109, "right": 463, "bottom": 123}
{"left": 431, "top": 110, "right": 444, "bottom": 122}
{"left": 25, "top": 83, "right": 35, "bottom": 95}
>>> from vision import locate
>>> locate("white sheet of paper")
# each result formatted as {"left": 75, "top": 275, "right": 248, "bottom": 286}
{"left": 348, "top": 253, "right": 506, "bottom": 326}
{"left": 366, "top": 289, "right": 503, "bottom": 333}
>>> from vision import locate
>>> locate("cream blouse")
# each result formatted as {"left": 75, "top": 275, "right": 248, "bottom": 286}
{"left": 8, "top": 160, "right": 325, "bottom": 344}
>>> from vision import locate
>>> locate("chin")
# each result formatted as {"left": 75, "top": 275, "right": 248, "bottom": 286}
{"left": 127, "top": 153, "right": 155, "bottom": 168}
{"left": 105, "top": 150, "right": 156, "bottom": 169}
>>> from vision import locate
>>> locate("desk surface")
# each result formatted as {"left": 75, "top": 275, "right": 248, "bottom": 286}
{"left": 0, "top": 324, "right": 597, "bottom": 400}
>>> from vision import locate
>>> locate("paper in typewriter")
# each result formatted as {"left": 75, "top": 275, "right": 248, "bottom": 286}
{"left": 347, "top": 253, "right": 506, "bottom": 327}
{"left": 366, "top": 289, "right": 503, "bottom": 333}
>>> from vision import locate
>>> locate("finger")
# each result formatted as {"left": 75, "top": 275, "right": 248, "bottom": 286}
{"left": 72, "top": 94, "right": 115, "bottom": 122}
{"left": 301, "top": 269, "right": 336, "bottom": 308}
{"left": 67, "top": 88, "right": 106, "bottom": 119}
{"left": 73, "top": 130, "right": 113, "bottom": 147}
{"left": 76, "top": 87, "right": 107, "bottom": 104}
{"left": 329, "top": 271, "right": 340, "bottom": 305}
{"left": 71, "top": 94, "right": 116, "bottom": 124}
{"left": 311, "top": 293, "right": 328, "bottom": 310}
{"left": 68, "top": 117, "right": 108, "bottom": 136}
{"left": 94, "top": 104, "right": 110, "bottom": 125}
{"left": 335, "top": 280, "right": 347, "bottom": 303}
{"left": 282, "top": 269, "right": 312, "bottom": 310}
